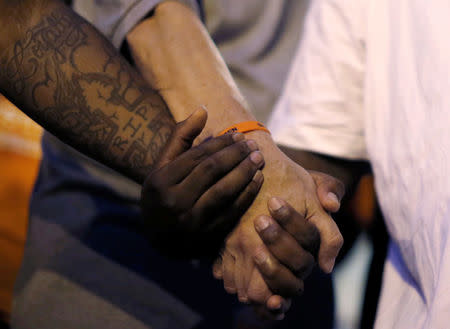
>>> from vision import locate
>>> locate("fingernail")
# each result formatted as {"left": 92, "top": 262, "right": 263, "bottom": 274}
{"left": 232, "top": 132, "right": 245, "bottom": 142}
{"left": 255, "top": 216, "right": 270, "bottom": 232}
{"left": 254, "top": 250, "right": 268, "bottom": 264}
{"left": 327, "top": 192, "right": 339, "bottom": 205}
{"left": 268, "top": 197, "right": 282, "bottom": 212}
{"left": 252, "top": 170, "right": 263, "bottom": 184}
{"left": 246, "top": 140, "right": 258, "bottom": 151}
{"left": 250, "top": 151, "right": 263, "bottom": 165}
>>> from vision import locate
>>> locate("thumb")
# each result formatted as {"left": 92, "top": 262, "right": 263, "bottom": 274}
{"left": 157, "top": 106, "right": 208, "bottom": 168}
{"left": 309, "top": 170, "right": 345, "bottom": 213}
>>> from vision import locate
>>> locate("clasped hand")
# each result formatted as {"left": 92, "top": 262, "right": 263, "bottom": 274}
{"left": 141, "top": 109, "right": 344, "bottom": 319}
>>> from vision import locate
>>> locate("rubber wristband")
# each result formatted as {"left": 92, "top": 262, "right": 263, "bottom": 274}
{"left": 218, "top": 121, "right": 270, "bottom": 136}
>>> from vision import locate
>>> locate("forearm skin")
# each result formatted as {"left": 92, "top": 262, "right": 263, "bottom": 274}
{"left": 0, "top": 0, "right": 175, "bottom": 183}
{"left": 127, "top": 1, "right": 255, "bottom": 138}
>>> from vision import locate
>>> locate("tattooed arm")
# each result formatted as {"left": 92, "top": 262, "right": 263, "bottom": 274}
{"left": 0, "top": 0, "right": 174, "bottom": 183}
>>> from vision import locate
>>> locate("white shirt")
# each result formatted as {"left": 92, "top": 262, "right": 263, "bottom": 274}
{"left": 269, "top": 0, "right": 450, "bottom": 328}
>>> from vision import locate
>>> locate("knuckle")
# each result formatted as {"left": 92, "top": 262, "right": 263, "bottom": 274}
{"left": 237, "top": 140, "right": 252, "bottom": 155}
{"left": 201, "top": 156, "right": 220, "bottom": 175}
{"left": 293, "top": 255, "right": 314, "bottom": 278}
{"left": 190, "top": 146, "right": 207, "bottom": 161}
{"left": 247, "top": 287, "right": 270, "bottom": 305}
{"left": 221, "top": 133, "right": 236, "bottom": 146}
{"left": 235, "top": 230, "right": 253, "bottom": 251}
{"left": 328, "top": 232, "right": 344, "bottom": 251}
{"left": 261, "top": 261, "right": 278, "bottom": 280}
{"left": 291, "top": 258, "right": 308, "bottom": 274}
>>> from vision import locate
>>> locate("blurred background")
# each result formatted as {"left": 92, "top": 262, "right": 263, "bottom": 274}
{"left": 0, "top": 95, "right": 42, "bottom": 326}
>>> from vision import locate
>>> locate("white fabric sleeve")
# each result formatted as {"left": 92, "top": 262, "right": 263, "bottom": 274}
{"left": 268, "top": 0, "right": 368, "bottom": 160}
{"left": 74, "top": 0, "right": 200, "bottom": 49}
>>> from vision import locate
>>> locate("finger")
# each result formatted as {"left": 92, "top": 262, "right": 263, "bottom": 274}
{"left": 229, "top": 170, "right": 264, "bottom": 216}
{"left": 310, "top": 211, "right": 343, "bottom": 274}
{"left": 246, "top": 267, "right": 273, "bottom": 305}
{"left": 265, "top": 296, "right": 292, "bottom": 321}
{"left": 156, "top": 107, "right": 208, "bottom": 169}
{"left": 309, "top": 171, "right": 345, "bottom": 213}
{"left": 235, "top": 255, "right": 249, "bottom": 304}
{"left": 266, "top": 295, "right": 292, "bottom": 314}
{"left": 212, "top": 257, "right": 223, "bottom": 279}
{"left": 193, "top": 155, "right": 265, "bottom": 227}
{"left": 222, "top": 251, "right": 237, "bottom": 294}
{"left": 154, "top": 132, "right": 246, "bottom": 187}
{"left": 253, "top": 246, "right": 304, "bottom": 297}
{"left": 267, "top": 197, "right": 321, "bottom": 259}
{"left": 192, "top": 171, "right": 264, "bottom": 257}
{"left": 176, "top": 141, "right": 262, "bottom": 206}
{"left": 268, "top": 197, "right": 342, "bottom": 273}
{"left": 204, "top": 170, "right": 264, "bottom": 238}
{"left": 254, "top": 215, "right": 315, "bottom": 279}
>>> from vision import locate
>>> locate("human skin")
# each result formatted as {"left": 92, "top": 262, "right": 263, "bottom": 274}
{"left": 127, "top": 0, "right": 344, "bottom": 307}
{"left": 0, "top": 0, "right": 174, "bottom": 183}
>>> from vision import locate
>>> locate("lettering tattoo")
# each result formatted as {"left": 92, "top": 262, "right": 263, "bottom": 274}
{"left": 0, "top": 7, "right": 175, "bottom": 182}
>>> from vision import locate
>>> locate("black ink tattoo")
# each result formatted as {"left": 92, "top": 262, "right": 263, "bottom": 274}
{"left": 123, "top": 117, "right": 142, "bottom": 137}
{"left": 0, "top": 6, "right": 175, "bottom": 182}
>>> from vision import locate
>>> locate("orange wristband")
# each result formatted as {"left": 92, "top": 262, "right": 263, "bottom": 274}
{"left": 218, "top": 121, "right": 270, "bottom": 136}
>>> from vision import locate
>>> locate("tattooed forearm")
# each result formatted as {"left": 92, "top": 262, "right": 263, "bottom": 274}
{"left": 0, "top": 3, "right": 175, "bottom": 183}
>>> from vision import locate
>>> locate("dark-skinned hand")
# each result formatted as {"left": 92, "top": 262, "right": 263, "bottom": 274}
{"left": 141, "top": 108, "right": 265, "bottom": 258}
